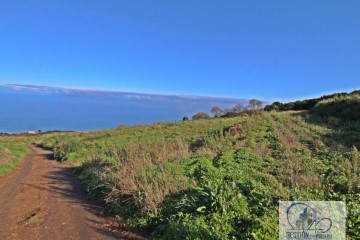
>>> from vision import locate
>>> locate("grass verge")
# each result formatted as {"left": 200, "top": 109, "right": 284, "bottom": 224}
{"left": 0, "top": 138, "right": 31, "bottom": 175}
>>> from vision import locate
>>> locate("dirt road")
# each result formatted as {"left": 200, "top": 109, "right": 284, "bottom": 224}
{"left": 0, "top": 145, "right": 144, "bottom": 240}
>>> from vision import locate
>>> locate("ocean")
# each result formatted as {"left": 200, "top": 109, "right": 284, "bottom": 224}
{"left": 0, "top": 85, "right": 246, "bottom": 133}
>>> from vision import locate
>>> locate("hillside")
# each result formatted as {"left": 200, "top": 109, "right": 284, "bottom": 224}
{"left": 264, "top": 89, "right": 360, "bottom": 112}
{"left": 37, "top": 104, "right": 360, "bottom": 239}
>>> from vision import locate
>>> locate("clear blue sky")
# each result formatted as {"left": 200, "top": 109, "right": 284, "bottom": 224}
{"left": 0, "top": 1, "right": 359, "bottom": 101}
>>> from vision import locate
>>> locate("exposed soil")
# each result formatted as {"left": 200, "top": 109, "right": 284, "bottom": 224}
{"left": 0, "top": 145, "right": 146, "bottom": 240}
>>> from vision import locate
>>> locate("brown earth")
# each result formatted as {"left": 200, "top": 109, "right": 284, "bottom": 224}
{"left": 0, "top": 145, "right": 146, "bottom": 240}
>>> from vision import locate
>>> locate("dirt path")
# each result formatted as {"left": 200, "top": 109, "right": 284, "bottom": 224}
{"left": 0, "top": 145, "right": 144, "bottom": 240}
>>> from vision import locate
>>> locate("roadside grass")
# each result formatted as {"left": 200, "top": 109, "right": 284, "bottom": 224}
{"left": 0, "top": 137, "right": 31, "bottom": 175}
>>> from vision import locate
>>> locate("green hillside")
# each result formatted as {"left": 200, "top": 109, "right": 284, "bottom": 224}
{"left": 264, "top": 90, "right": 360, "bottom": 112}
{"left": 310, "top": 94, "right": 360, "bottom": 123}
{"left": 39, "top": 100, "right": 360, "bottom": 239}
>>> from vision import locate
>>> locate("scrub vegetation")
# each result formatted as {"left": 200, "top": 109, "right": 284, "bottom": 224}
{"left": 37, "top": 91, "right": 360, "bottom": 239}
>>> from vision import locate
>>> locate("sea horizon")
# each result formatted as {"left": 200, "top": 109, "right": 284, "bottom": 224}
{"left": 0, "top": 84, "right": 250, "bottom": 133}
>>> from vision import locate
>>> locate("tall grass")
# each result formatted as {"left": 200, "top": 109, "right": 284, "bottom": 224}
{"left": 38, "top": 112, "right": 360, "bottom": 239}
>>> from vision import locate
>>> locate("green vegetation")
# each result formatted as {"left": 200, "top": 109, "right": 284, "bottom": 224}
{"left": 208, "top": 99, "right": 263, "bottom": 119}
{"left": 304, "top": 92, "right": 360, "bottom": 148}
{"left": 24, "top": 209, "right": 43, "bottom": 225}
{"left": 1, "top": 92, "right": 358, "bottom": 238}
{"left": 0, "top": 137, "right": 31, "bottom": 175}
{"left": 310, "top": 94, "right": 360, "bottom": 123}
{"left": 192, "top": 112, "right": 210, "bottom": 120}
{"left": 38, "top": 92, "right": 360, "bottom": 239}
{"left": 264, "top": 90, "right": 360, "bottom": 112}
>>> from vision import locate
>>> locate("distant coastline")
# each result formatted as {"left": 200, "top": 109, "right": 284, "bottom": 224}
{"left": 2, "top": 84, "right": 248, "bottom": 102}
{"left": 0, "top": 84, "right": 255, "bottom": 133}
{"left": 0, "top": 130, "right": 77, "bottom": 136}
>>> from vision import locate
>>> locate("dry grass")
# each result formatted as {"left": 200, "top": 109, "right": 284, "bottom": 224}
{"left": 0, "top": 147, "right": 12, "bottom": 165}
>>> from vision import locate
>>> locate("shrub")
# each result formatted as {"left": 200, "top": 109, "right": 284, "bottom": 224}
{"left": 192, "top": 112, "right": 210, "bottom": 120}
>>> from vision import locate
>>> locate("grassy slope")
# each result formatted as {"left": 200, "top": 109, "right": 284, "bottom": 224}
{"left": 264, "top": 89, "right": 360, "bottom": 112}
{"left": 39, "top": 110, "right": 360, "bottom": 239}
{"left": 0, "top": 136, "right": 31, "bottom": 175}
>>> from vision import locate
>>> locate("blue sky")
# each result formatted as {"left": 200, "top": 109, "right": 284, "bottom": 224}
{"left": 0, "top": 1, "right": 359, "bottom": 101}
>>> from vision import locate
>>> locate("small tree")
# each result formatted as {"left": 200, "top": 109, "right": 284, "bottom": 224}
{"left": 211, "top": 106, "right": 222, "bottom": 117}
{"left": 192, "top": 112, "right": 210, "bottom": 120}
{"left": 248, "top": 99, "right": 263, "bottom": 110}
{"left": 232, "top": 103, "right": 245, "bottom": 113}
{"left": 222, "top": 108, "right": 232, "bottom": 114}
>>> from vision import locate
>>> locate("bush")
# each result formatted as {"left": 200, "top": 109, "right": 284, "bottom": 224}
{"left": 153, "top": 149, "right": 285, "bottom": 239}
{"left": 192, "top": 112, "right": 210, "bottom": 120}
